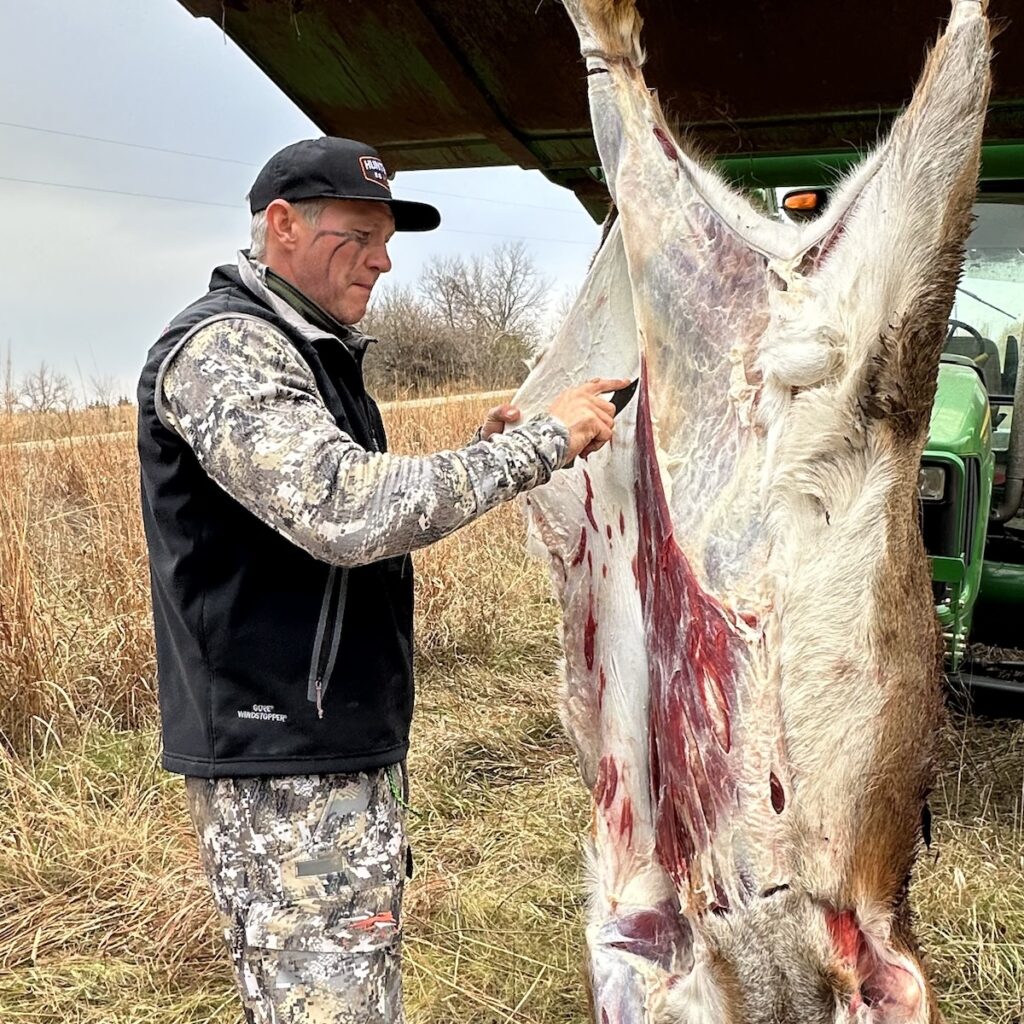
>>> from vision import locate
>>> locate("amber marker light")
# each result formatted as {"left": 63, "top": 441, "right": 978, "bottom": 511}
{"left": 783, "top": 191, "right": 821, "bottom": 211}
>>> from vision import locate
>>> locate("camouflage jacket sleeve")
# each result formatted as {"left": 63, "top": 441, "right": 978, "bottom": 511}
{"left": 159, "top": 316, "right": 569, "bottom": 567}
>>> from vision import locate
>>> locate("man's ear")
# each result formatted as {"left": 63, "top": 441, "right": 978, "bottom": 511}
{"left": 264, "top": 200, "right": 302, "bottom": 253}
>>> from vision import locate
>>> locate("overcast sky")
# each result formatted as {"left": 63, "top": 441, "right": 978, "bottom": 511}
{"left": 0, "top": 0, "right": 600, "bottom": 399}
{"left": 4, "top": 0, "right": 1020, "bottom": 404}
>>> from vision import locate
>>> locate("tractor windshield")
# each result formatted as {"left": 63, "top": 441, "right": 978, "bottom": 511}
{"left": 947, "top": 199, "right": 1024, "bottom": 397}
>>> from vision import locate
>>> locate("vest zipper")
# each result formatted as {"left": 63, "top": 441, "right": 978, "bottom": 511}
{"left": 307, "top": 566, "right": 349, "bottom": 718}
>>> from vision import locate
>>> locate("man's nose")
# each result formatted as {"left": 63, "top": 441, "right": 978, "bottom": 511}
{"left": 368, "top": 243, "right": 392, "bottom": 274}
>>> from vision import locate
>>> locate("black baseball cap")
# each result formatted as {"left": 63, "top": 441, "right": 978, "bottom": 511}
{"left": 248, "top": 137, "right": 440, "bottom": 232}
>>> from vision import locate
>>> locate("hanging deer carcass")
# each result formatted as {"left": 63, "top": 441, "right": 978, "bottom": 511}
{"left": 512, "top": 1, "right": 991, "bottom": 1020}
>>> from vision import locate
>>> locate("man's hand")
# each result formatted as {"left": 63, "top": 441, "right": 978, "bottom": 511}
{"left": 548, "top": 378, "right": 631, "bottom": 464}
{"left": 479, "top": 403, "right": 522, "bottom": 442}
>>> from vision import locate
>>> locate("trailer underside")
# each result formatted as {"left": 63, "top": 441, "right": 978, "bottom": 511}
{"left": 177, "top": 0, "right": 1024, "bottom": 217}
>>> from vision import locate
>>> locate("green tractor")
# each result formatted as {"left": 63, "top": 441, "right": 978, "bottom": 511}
{"left": 925, "top": 187, "right": 1024, "bottom": 692}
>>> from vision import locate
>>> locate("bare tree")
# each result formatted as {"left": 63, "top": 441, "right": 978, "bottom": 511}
{"left": 20, "top": 362, "right": 75, "bottom": 414}
{"left": 478, "top": 241, "right": 551, "bottom": 341}
{"left": 88, "top": 373, "right": 121, "bottom": 408}
{"left": 420, "top": 242, "right": 550, "bottom": 341}
{"left": 416, "top": 242, "right": 552, "bottom": 387}
{"left": 420, "top": 255, "right": 464, "bottom": 332}
{"left": 360, "top": 243, "right": 554, "bottom": 394}
{"left": 361, "top": 286, "right": 471, "bottom": 395}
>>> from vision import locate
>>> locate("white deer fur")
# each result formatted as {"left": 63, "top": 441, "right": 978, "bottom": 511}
{"left": 513, "top": 1, "right": 991, "bottom": 1021}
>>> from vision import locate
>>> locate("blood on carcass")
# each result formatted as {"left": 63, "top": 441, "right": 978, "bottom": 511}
{"left": 634, "top": 373, "right": 739, "bottom": 886}
{"left": 572, "top": 527, "right": 588, "bottom": 567}
{"left": 595, "top": 754, "right": 619, "bottom": 809}
{"left": 620, "top": 797, "right": 634, "bottom": 846}
{"left": 653, "top": 125, "right": 677, "bottom": 161}
{"left": 770, "top": 772, "right": 786, "bottom": 813}
{"left": 583, "top": 470, "right": 599, "bottom": 529}
{"left": 585, "top": 594, "right": 598, "bottom": 671}
{"left": 827, "top": 908, "right": 864, "bottom": 967}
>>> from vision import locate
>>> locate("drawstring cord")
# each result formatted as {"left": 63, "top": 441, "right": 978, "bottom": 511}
{"left": 386, "top": 765, "right": 420, "bottom": 816}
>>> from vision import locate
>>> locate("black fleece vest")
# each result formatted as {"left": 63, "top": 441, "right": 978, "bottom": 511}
{"left": 137, "top": 264, "right": 414, "bottom": 777}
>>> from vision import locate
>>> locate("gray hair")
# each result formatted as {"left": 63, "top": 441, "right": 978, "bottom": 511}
{"left": 249, "top": 198, "right": 331, "bottom": 261}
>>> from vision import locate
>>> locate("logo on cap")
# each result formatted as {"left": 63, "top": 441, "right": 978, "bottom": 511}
{"left": 360, "top": 156, "right": 390, "bottom": 191}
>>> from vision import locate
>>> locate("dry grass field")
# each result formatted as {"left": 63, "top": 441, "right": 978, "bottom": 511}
{"left": 0, "top": 401, "right": 1022, "bottom": 1023}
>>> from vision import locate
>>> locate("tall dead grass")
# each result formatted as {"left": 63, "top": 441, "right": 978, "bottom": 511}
{"left": 0, "top": 404, "right": 135, "bottom": 445}
{"left": 0, "top": 433, "right": 154, "bottom": 746}
{"left": 0, "top": 401, "right": 1021, "bottom": 1023}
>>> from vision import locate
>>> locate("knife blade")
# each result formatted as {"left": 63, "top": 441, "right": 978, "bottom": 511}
{"left": 609, "top": 377, "right": 639, "bottom": 415}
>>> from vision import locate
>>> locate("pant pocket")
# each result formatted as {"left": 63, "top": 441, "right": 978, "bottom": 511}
{"left": 245, "top": 892, "right": 400, "bottom": 955}
{"left": 242, "top": 894, "right": 404, "bottom": 1024}
{"left": 278, "top": 771, "right": 406, "bottom": 902}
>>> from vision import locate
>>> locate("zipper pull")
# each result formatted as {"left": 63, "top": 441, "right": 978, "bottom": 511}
{"left": 315, "top": 678, "right": 324, "bottom": 720}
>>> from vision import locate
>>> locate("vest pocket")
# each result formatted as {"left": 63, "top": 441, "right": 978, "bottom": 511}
{"left": 307, "top": 566, "right": 349, "bottom": 717}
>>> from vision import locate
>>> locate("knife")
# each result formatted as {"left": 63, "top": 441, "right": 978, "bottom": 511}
{"left": 609, "top": 377, "right": 639, "bottom": 415}
{"left": 565, "top": 377, "right": 639, "bottom": 467}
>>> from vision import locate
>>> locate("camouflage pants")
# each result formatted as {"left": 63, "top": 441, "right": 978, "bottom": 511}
{"left": 185, "top": 766, "right": 408, "bottom": 1023}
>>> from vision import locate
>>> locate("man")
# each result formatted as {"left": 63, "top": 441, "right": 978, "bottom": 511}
{"left": 136, "top": 136, "right": 625, "bottom": 1023}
